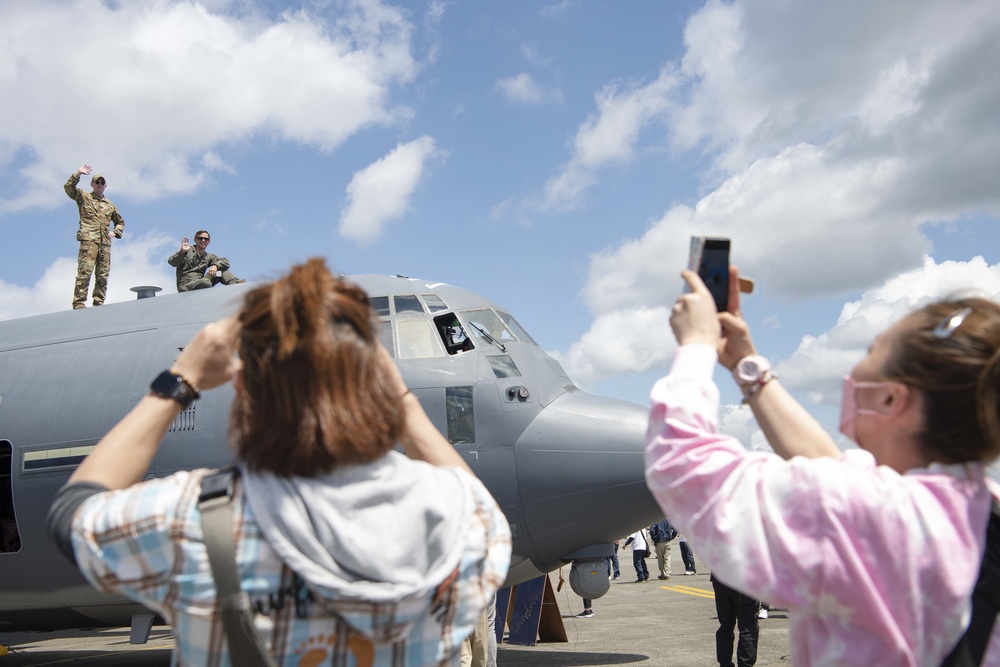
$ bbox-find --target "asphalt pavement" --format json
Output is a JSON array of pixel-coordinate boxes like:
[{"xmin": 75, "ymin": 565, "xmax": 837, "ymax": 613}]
[{"xmin": 0, "ymin": 553, "xmax": 793, "ymax": 666}]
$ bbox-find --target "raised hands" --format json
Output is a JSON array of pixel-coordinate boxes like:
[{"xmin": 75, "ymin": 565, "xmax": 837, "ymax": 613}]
[{"xmin": 673, "ymin": 265, "xmax": 757, "ymax": 370}]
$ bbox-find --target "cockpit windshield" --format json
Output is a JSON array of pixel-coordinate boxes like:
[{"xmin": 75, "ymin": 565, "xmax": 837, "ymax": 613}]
[{"xmin": 460, "ymin": 308, "xmax": 536, "ymax": 349}]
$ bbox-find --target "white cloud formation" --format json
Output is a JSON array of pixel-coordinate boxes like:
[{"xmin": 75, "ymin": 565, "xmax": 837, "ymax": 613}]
[
  {"xmin": 550, "ymin": 306, "xmax": 673, "ymax": 388},
  {"xmin": 496, "ymin": 73, "xmax": 558, "ymax": 105},
  {"xmin": 560, "ymin": 255, "xmax": 1000, "ymax": 403},
  {"xmin": 778, "ymin": 256, "xmax": 1000, "ymax": 405},
  {"xmin": 0, "ymin": 231, "xmax": 177, "ymax": 321},
  {"xmin": 539, "ymin": 68, "xmax": 677, "ymax": 210},
  {"xmin": 338, "ymin": 136, "xmax": 443, "ymax": 244},
  {"xmin": 0, "ymin": 0, "xmax": 417, "ymax": 214},
  {"xmin": 557, "ymin": 0, "xmax": 1000, "ymax": 385}
]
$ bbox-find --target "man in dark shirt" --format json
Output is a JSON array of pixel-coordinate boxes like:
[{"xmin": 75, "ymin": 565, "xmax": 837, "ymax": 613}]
[{"xmin": 167, "ymin": 231, "xmax": 245, "ymax": 292}]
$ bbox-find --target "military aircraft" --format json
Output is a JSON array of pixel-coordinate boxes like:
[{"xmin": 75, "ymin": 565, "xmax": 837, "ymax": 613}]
[{"xmin": 0, "ymin": 275, "xmax": 662, "ymax": 637}]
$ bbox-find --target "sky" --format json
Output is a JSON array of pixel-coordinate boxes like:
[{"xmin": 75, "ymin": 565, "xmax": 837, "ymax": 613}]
[{"xmin": 2, "ymin": 0, "xmax": 1000, "ymax": 449}]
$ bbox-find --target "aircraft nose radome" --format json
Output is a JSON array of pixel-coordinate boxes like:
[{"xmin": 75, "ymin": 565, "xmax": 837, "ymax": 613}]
[{"xmin": 513, "ymin": 390, "xmax": 663, "ymax": 569}]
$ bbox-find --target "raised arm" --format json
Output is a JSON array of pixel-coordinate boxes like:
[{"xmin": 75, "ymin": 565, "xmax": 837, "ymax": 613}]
[
  {"xmin": 680, "ymin": 267, "xmax": 840, "ymax": 460},
  {"xmin": 63, "ymin": 166, "xmax": 87, "ymax": 200},
  {"xmin": 67, "ymin": 317, "xmax": 242, "ymax": 489}
]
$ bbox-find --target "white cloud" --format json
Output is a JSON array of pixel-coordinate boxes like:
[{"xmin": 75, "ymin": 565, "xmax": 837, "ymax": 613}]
[
  {"xmin": 778, "ymin": 256, "xmax": 1000, "ymax": 405},
  {"xmin": 0, "ymin": 231, "xmax": 177, "ymax": 321},
  {"xmin": 496, "ymin": 73, "xmax": 555, "ymax": 105},
  {"xmin": 557, "ymin": 0, "xmax": 1000, "ymax": 386},
  {"xmin": 338, "ymin": 136, "xmax": 443, "ymax": 244},
  {"xmin": 559, "ymin": 255, "xmax": 1000, "ymax": 399},
  {"xmin": 550, "ymin": 305, "xmax": 673, "ymax": 389},
  {"xmin": 0, "ymin": 0, "xmax": 417, "ymax": 214},
  {"xmin": 539, "ymin": 68, "xmax": 677, "ymax": 210}
]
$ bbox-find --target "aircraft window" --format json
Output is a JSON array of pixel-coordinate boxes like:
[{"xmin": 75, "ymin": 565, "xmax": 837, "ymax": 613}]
[
  {"xmin": 394, "ymin": 295, "xmax": 425, "ymax": 316},
  {"xmin": 397, "ymin": 319, "xmax": 443, "ymax": 358},
  {"xmin": 497, "ymin": 310, "xmax": 538, "ymax": 346},
  {"xmin": 378, "ymin": 321, "xmax": 395, "ymax": 357},
  {"xmin": 421, "ymin": 294, "xmax": 449, "ymax": 313},
  {"xmin": 1, "ymin": 441, "xmax": 21, "ymax": 554},
  {"xmin": 446, "ymin": 386, "xmax": 475, "ymax": 444},
  {"xmin": 434, "ymin": 313, "xmax": 474, "ymax": 355},
  {"xmin": 371, "ymin": 296, "xmax": 390, "ymax": 318},
  {"xmin": 463, "ymin": 309, "xmax": 517, "ymax": 350},
  {"xmin": 488, "ymin": 355, "xmax": 521, "ymax": 378}
]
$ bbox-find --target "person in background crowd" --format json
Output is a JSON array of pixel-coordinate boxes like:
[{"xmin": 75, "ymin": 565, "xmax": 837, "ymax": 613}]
[
  {"xmin": 624, "ymin": 529, "xmax": 650, "ymax": 582},
  {"xmin": 711, "ymin": 572, "xmax": 760, "ymax": 667}
]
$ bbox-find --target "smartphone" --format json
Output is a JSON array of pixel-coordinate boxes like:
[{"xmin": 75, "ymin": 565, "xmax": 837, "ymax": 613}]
[{"xmin": 687, "ymin": 236, "xmax": 730, "ymax": 312}]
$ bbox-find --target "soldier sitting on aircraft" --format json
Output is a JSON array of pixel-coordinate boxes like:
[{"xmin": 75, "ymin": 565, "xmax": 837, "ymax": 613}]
[{"xmin": 167, "ymin": 230, "xmax": 246, "ymax": 292}]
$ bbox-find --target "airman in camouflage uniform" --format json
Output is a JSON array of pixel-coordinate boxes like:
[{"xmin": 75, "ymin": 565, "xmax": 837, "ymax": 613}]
[
  {"xmin": 64, "ymin": 165, "xmax": 125, "ymax": 309},
  {"xmin": 167, "ymin": 230, "xmax": 245, "ymax": 292}
]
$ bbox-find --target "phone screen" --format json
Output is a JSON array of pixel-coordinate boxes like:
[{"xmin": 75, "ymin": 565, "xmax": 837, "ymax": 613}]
[{"xmin": 698, "ymin": 238, "xmax": 730, "ymax": 312}]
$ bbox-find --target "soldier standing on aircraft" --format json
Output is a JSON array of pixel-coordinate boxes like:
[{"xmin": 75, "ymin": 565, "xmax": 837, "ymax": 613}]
[
  {"xmin": 64, "ymin": 165, "xmax": 125, "ymax": 310},
  {"xmin": 167, "ymin": 230, "xmax": 245, "ymax": 292}
]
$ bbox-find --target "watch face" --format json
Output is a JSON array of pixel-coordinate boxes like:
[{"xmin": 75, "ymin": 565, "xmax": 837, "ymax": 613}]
[
  {"xmin": 737, "ymin": 356, "xmax": 768, "ymax": 383},
  {"xmin": 151, "ymin": 371, "xmax": 182, "ymax": 396},
  {"xmin": 151, "ymin": 371, "xmax": 194, "ymax": 407}
]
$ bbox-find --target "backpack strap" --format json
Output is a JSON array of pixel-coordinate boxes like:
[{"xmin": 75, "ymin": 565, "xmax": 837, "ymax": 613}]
[
  {"xmin": 941, "ymin": 501, "xmax": 1000, "ymax": 666},
  {"xmin": 198, "ymin": 468, "xmax": 278, "ymax": 667}
]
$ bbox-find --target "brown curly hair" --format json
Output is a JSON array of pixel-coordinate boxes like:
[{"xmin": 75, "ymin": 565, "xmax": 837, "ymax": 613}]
[{"xmin": 229, "ymin": 258, "xmax": 404, "ymax": 477}]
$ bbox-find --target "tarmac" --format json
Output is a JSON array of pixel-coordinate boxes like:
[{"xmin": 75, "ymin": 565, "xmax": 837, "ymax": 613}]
[{"xmin": 0, "ymin": 553, "xmax": 792, "ymax": 666}]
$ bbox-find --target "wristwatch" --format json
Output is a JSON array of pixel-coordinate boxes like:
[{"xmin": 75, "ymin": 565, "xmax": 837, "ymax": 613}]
[
  {"xmin": 150, "ymin": 370, "xmax": 200, "ymax": 408},
  {"xmin": 733, "ymin": 355, "xmax": 776, "ymax": 401}
]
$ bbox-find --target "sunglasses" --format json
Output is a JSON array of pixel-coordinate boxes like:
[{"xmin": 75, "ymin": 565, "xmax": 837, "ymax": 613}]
[
  {"xmin": 93, "ymin": 180, "xmax": 106, "ymax": 185},
  {"xmin": 195, "ymin": 237, "xmax": 210, "ymax": 241}
]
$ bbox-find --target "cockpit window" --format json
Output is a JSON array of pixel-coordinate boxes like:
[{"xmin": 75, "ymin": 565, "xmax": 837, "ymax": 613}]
[
  {"xmin": 370, "ymin": 296, "xmax": 390, "ymax": 318},
  {"xmin": 497, "ymin": 310, "xmax": 537, "ymax": 346},
  {"xmin": 378, "ymin": 321, "xmax": 394, "ymax": 357},
  {"xmin": 396, "ymin": 319, "xmax": 443, "ymax": 358},
  {"xmin": 421, "ymin": 294, "xmax": 449, "ymax": 313},
  {"xmin": 394, "ymin": 295, "xmax": 424, "ymax": 316},
  {"xmin": 463, "ymin": 309, "xmax": 517, "ymax": 350},
  {"xmin": 488, "ymin": 355, "xmax": 521, "ymax": 378},
  {"xmin": 434, "ymin": 313, "xmax": 474, "ymax": 355}
]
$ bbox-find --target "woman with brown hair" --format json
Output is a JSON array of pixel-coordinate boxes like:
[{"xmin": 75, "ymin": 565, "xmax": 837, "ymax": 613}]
[
  {"xmin": 646, "ymin": 266, "xmax": 1000, "ymax": 666},
  {"xmin": 47, "ymin": 258, "xmax": 511, "ymax": 666}
]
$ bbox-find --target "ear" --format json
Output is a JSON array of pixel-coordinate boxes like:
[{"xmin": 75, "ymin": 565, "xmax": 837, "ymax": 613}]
[{"xmin": 879, "ymin": 382, "xmax": 912, "ymax": 417}]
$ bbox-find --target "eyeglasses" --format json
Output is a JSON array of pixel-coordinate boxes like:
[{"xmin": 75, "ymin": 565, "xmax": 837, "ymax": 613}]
[
  {"xmin": 195, "ymin": 237, "xmax": 210, "ymax": 242},
  {"xmin": 93, "ymin": 180, "xmax": 106, "ymax": 185},
  {"xmin": 933, "ymin": 306, "xmax": 972, "ymax": 339}
]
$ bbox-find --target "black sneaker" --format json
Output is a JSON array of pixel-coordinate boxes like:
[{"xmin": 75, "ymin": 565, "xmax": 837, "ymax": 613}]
[{"xmin": 576, "ymin": 609, "xmax": 594, "ymax": 618}]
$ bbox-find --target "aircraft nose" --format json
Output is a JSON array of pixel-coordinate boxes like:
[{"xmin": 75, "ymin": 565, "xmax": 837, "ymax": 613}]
[{"xmin": 513, "ymin": 389, "xmax": 663, "ymax": 569}]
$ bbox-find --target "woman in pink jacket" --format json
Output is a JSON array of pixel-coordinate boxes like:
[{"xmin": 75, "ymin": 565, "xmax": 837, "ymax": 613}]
[{"xmin": 645, "ymin": 267, "xmax": 1000, "ymax": 666}]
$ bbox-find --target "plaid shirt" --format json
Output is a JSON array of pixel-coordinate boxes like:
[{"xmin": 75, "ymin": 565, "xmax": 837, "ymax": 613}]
[{"xmin": 71, "ymin": 467, "xmax": 511, "ymax": 667}]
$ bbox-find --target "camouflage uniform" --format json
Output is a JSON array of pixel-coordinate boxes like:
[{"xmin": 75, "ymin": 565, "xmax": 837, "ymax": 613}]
[
  {"xmin": 167, "ymin": 248, "xmax": 242, "ymax": 292},
  {"xmin": 64, "ymin": 173, "xmax": 124, "ymax": 309}
]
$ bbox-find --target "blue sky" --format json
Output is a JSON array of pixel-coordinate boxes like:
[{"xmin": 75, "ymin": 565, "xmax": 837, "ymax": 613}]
[{"xmin": 3, "ymin": 0, "xmax": 1000, "ymax": 445}]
